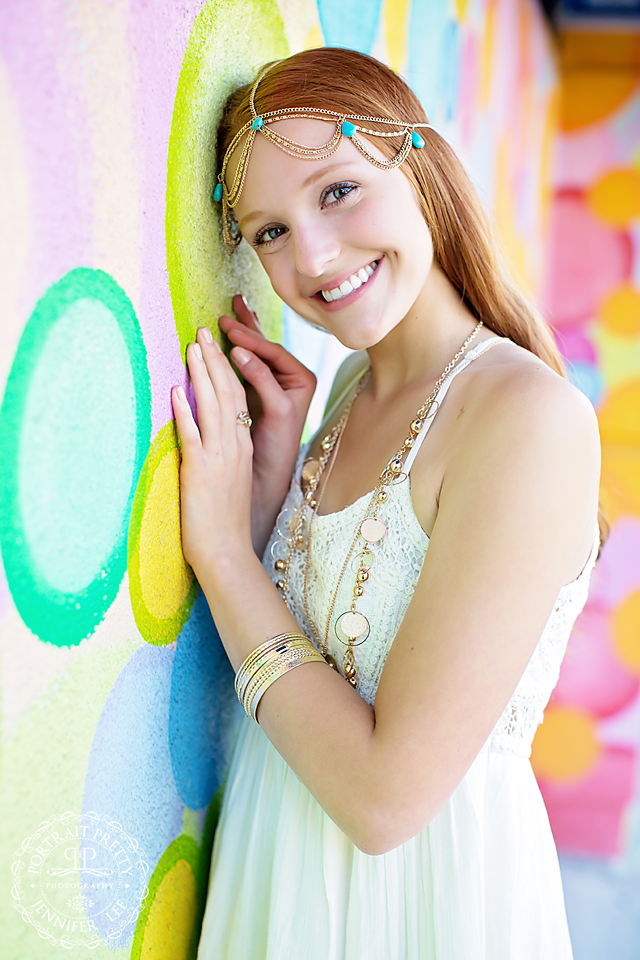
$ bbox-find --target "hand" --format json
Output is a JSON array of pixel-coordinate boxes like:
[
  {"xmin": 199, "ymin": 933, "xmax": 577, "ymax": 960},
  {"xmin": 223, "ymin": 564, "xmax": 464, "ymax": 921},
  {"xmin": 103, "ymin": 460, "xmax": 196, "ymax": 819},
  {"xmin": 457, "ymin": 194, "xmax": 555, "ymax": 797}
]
[
  {"xmin": 171, "ymin": 329, "xmax": 254, "ymax": 576},
  {"xmin": 219, "ymin": 295, "xmax": 317, "ymax": 553}
]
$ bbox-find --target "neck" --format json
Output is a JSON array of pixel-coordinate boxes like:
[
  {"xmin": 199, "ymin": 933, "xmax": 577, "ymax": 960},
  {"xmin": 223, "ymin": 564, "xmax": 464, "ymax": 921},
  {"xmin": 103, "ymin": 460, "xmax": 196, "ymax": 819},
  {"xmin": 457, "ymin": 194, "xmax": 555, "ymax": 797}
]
[{"xmin": 365, "ymin": 264, "xmax": 483, "ymax": 402}]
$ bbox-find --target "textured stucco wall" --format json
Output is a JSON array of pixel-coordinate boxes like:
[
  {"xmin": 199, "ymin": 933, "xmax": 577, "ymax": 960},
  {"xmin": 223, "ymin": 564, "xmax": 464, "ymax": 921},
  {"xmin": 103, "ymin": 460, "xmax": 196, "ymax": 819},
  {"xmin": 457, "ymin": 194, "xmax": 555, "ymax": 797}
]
[{"xmin": 0, "ymin": 1, "xmax": 567, "ymax": 957}]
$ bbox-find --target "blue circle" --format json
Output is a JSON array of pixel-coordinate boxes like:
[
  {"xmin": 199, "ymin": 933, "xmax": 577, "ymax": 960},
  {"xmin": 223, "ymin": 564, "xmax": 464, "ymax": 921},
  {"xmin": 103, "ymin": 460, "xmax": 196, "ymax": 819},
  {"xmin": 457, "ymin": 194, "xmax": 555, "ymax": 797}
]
[
  {"xmin": 83, "ymin": 644, "xmax": 184, "ymax": 941},
  {"xmin": 169, "ymin": 590, "xmax": 241, "ymax": 810}
]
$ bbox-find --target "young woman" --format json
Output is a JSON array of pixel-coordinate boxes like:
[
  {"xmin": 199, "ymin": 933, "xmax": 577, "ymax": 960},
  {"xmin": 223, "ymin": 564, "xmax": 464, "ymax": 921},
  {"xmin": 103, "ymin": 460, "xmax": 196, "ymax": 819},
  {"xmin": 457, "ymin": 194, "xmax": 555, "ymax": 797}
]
[{"xmin": 171, "ymin": 48, "xmax": 602, "ymax": 959}]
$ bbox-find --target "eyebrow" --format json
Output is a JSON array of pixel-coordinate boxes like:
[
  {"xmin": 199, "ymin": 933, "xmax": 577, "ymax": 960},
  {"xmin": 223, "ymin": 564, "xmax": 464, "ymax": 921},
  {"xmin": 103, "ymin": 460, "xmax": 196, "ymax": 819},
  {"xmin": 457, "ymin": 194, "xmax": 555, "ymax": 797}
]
[{"xmin": 237, "ymin": 162, "xmax": 361, "ymax": 229}]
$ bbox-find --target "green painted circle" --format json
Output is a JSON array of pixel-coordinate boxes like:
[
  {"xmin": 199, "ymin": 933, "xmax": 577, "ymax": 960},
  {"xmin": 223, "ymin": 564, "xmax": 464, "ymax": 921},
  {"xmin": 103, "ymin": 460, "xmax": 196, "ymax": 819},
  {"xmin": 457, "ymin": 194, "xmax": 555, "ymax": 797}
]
[
  {"xmin": 0, "ymin": 268, "xmax": 151, "ymax": 646},
  {"xmin": 166, "ymin": 0, "xmax": 289, "ymax": 356}
]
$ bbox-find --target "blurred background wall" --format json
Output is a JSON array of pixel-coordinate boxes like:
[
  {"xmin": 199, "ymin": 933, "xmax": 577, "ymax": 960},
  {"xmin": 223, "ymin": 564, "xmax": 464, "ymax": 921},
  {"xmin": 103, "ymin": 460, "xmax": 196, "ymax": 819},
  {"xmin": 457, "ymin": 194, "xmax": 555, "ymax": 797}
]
[{"xmin": 0, "ymin": 1, "xmax": 638, "ymax": 957}]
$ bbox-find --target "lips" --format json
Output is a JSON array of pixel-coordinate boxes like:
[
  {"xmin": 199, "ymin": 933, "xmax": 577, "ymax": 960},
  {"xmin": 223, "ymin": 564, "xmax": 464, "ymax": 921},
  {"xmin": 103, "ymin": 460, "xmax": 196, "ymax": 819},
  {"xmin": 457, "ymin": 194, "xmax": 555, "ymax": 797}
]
[{"xmin": 320, "ymin": 259, "xmax": 379, "ymax": 302}]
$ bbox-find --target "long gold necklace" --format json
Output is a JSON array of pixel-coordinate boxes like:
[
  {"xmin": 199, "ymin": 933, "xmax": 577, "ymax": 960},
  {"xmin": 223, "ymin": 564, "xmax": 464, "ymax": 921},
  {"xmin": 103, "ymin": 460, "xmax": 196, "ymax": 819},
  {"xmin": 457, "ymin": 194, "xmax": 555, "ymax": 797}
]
[{"xmin": 274, "ymin": 321, "xmax": 483, "ymax": 687}]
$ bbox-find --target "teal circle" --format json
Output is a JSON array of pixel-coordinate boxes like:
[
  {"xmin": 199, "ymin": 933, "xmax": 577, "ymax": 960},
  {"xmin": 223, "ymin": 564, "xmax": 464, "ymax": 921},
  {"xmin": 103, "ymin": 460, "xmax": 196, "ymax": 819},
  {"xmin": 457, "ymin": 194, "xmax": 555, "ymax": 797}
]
[{"xmin": 0, "ymin": 268, "xmax": 151, "ymax": 646}]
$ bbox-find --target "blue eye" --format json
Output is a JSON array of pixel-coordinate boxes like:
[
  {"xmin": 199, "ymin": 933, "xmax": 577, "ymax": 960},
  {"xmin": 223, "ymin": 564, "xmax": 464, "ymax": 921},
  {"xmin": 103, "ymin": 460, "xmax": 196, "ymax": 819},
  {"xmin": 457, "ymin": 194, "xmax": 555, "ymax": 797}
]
[
  {"xmin": 323, "ymin": 182, "xmax": 357, "ymax": 206},
  {"xmin": 253, "ymin": 224, "xmax": 288, "ymax": 247}
]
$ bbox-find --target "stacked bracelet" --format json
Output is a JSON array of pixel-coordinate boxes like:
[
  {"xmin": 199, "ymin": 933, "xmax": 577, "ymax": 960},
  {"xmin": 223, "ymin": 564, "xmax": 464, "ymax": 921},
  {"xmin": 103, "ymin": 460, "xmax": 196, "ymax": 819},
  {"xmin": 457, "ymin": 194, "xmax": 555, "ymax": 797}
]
[{"xmin": 235, "ymin": 633, "xmax": 327, "ymax": 721}]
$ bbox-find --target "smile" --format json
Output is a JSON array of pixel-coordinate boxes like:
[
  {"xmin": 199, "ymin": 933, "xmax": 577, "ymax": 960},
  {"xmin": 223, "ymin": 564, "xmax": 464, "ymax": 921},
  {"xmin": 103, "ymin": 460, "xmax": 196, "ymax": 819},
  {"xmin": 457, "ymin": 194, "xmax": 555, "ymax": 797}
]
[{"xmin": 320, "ymin": 260, "xmax": 379, "ymax": 302}]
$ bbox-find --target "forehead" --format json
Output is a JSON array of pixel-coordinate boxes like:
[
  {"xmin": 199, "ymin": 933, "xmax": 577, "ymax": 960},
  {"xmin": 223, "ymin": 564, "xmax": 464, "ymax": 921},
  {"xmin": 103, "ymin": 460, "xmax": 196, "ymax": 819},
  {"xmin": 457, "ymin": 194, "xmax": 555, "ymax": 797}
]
[{"xmin": 226, "ymin": 117, "xmax": 388, "ymax": 208}]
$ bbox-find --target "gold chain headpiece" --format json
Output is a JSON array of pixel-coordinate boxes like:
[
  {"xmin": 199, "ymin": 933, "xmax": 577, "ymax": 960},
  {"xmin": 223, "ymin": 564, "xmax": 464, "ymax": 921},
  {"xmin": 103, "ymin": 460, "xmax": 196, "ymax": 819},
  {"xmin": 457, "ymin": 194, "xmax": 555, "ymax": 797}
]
[{"xmin": 214, "ymin": 61, "xmax": 435, "ymax": 253}]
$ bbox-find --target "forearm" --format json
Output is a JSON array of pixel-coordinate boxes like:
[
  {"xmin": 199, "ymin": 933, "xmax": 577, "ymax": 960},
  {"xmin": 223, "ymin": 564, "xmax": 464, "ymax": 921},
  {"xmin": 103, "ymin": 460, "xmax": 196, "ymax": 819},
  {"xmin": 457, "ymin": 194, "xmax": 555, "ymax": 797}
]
[{"xmin": 197, "ymin": 551, "xmax": 390, "ymax": 850}]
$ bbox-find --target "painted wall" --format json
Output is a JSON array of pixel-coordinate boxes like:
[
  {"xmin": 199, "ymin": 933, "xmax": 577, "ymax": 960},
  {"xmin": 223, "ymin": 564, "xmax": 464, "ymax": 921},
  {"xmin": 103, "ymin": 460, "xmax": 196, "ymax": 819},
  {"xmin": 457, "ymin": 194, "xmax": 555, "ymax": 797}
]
[
  {"xmin": 1, "ymin": 0, "xmax": 612, "ymax": 957},
  {"xmin": 530, "ymin": 31, "xmax": 640, "ymax": 959}
]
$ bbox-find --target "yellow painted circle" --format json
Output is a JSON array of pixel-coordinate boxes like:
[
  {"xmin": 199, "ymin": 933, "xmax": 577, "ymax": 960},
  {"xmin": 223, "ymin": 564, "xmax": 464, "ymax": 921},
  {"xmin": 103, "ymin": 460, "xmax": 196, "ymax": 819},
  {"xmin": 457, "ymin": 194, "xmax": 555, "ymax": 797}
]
[
  {"xmin": 139, "ymin": 448, "xmax": 193, "ymax": 619},
  {"xmin": 128, "ymin": 421, "xmax": 198, "ymax": 644},
  {"xmin": 140, "ymin": 859, "xmax": 197, "ymax": 960},
  {"xmin": 600, "ymin": 285, "xmax": 640, "ymax": 337},
  {"xmin": 588, "ymin": 168, "xmax": 640, "ymax": 228},
  {"xmin": 598, "ymin": 379, "xmax": 640, "ymax": 446},
  {"xmin": 531, "ymin": 705, "xmax": 601, "ymax": 781},
  {"xmin": 613, "ymin": 590, "xmax": 640, "ymax": 674}
]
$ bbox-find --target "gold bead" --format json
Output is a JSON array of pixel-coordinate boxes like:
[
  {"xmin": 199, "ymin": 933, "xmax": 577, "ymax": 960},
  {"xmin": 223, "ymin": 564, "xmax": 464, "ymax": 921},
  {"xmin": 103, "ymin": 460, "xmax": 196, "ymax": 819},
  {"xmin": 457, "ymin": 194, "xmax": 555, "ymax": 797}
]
[
  {"xmin": 357, "ymin": 570, "xmax": 369, "ymax": 582},
  {"xmin": 354, "ymin": 585, "xmax": 364, "ymax": 596},
  {"xmin": 390, "ymin": 459, "xmax": 403, "ymax": 473},
  {"xmin": 274, "ymin": 559, "xmax": 287, "ymax": 571},
  {"xmin": 404, "ymin": 437, "xmax": 414, "ymax": 447},
  {"xmin": 378, "ymin": 489, "xmax": 388, "ymax": 502},
  {"xmin": 276, "ymin": 579, "xmax": 286, "ymax": 590},
  {"xmin": 411, "ymin": 419, "xmax": 424, "ymax": 433},
  {"xmin": 321, "ymin": 437, "xmax": 332, "ymax": 451},
  {"xmin": 309, "ymin": 499, "xmax": 318, "ymax": 509}
]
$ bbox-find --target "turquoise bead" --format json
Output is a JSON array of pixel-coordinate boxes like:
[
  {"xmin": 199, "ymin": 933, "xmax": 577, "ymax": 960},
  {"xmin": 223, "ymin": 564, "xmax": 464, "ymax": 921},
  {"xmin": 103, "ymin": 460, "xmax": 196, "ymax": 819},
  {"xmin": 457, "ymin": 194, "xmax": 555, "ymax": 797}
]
[
  {"xmin": 412, "ymin": 131, "xmax": 425, "ymax": 149},
  {"xmin": 252, "ymin": 117, "xmax": 264, "ymax": 130},
  {"xmin": 341, "ymin": 121, "xmax": 356, "ymax": 138},
  {"xmin": 213, "ymin": 183, "xmax": 223, "ymax": 202}
]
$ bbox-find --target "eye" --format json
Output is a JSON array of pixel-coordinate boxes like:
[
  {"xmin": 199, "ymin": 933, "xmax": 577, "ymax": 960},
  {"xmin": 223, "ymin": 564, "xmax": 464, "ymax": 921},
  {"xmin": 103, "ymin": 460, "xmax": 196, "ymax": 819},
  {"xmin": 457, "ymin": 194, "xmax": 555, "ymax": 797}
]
[
  {"xmin": 252, "ymin": 223, "xmax": 288, "ymax": 248},
  {"xmin": 321, "ymin": 182, "xmax": 358, "ymax": 207}
]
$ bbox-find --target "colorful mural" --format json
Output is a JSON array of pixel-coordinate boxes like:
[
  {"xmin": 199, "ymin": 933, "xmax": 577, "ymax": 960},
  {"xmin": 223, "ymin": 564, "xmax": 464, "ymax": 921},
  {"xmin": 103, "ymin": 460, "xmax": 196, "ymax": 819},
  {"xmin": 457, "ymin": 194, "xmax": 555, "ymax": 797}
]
[
  {"xmin": 530, "ymin": 31, "xmax": 640, "ymax": 958},
  {"xmin": 2, "ymin": 1, "xmax": 636, "ymax": 957}
]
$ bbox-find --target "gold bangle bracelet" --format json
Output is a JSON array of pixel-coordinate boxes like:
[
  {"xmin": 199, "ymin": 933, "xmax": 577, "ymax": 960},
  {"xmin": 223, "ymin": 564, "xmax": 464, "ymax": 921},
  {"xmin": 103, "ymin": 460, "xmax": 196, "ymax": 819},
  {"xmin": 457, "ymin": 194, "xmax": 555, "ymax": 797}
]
[
  {"xmin": 235, "ymin": 633, "xmax": 326, "ymax": 721},
  {"xmin": 234, "ymin": 633, "xmax": 314, "ymax": 699},
  {"xmin": 240, "ymin": 643, "xmax": 320, "ymax": 713},
  {"xmin": 244, "ymin": 648, "xmax": 326, "ymax": 721}
]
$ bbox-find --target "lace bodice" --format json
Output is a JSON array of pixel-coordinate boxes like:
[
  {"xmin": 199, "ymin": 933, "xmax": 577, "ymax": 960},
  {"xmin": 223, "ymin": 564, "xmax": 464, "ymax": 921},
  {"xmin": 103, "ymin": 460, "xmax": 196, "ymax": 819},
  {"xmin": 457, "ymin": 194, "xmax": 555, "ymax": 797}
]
[{"xmin": 263, "ymin": 339, "xmax": 599, "ymax": 759}]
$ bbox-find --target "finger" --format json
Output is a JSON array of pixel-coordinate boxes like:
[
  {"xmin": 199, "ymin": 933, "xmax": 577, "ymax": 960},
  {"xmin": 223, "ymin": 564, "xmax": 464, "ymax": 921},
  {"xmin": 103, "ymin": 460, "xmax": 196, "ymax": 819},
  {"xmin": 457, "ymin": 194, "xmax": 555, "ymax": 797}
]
[
  {"xmin": 225, "ymin": 323, "xmax": 314, "ymax": 384},
  {"xmin": 233, "ymin": 293, "xmax": 264, "ymax": 335},
  {"xmin": 186, "ymin": 341, "xmax": 221, "ymax": 445},
  {"xmin": 171, "ymin": 385, "xmax": 202, "ymax": 455},
  {"xmin": 197, "ymin": 328, "xmax": 245, "ymax": 450},
  {"xmin": 231, "ymin": 345, "xmax": 291, "ymax": 420}
]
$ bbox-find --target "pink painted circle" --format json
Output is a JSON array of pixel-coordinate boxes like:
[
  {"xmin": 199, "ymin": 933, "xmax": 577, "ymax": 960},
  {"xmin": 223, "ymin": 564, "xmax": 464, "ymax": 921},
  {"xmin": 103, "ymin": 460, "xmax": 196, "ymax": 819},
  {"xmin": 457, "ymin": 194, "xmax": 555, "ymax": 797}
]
[
  {"xmin": 552, "ymin": 602, "xmax": 639, "ymax": 717},
  {"xmin": 544, "ymin": 189, "xmax": 632, "ymax": 327}
]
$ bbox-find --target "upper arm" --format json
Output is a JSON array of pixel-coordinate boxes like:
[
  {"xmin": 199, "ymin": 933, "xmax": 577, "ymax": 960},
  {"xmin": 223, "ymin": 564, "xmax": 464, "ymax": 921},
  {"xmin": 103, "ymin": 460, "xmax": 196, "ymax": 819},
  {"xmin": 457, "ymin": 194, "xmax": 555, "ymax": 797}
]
[{"xmin": 370, "ymin": 366, "xmax": 601, "ymax": 846}]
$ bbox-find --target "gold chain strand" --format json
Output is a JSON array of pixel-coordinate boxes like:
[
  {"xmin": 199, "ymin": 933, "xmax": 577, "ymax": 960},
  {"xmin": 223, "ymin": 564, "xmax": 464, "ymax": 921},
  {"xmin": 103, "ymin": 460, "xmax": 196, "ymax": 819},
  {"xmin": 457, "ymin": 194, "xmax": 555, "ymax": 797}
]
[
  {"xmin": 302, "ymin": 322, "xmax": 483, "ymax": 687},
  {"xmin": 273, "ymin": 322, "xmax": 483, "ymax": 688}
]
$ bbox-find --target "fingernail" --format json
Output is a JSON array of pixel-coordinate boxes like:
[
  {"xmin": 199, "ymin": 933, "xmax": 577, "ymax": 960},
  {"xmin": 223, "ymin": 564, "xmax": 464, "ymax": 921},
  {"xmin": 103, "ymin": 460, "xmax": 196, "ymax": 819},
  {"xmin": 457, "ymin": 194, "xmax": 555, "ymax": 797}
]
[
  {"xmin": 201, "ymin": 327, "xmax": 213, "ymax": 343},
  {"xmin": 192, "ymin": 343, "xmax": 203, "ymax": 360},
  {"xmin": 232, "ymin": 346, "xmax": 252, "ymax": 366},
  {"xmin": 241, "ymin": 295, "xmax": 251, "ymax": 311},
  {"xmin": 174, "ymin": 385, "xmax": 186, "ymax": 402}
]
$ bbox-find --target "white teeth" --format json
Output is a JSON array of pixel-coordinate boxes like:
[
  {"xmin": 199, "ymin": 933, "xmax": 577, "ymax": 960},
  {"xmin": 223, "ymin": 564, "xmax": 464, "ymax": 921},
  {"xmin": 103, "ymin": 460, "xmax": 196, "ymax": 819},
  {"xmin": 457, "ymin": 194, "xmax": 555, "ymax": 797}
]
[{"xmin": 321, "ymin": 260, "xmax": 378, "ymax": 302}]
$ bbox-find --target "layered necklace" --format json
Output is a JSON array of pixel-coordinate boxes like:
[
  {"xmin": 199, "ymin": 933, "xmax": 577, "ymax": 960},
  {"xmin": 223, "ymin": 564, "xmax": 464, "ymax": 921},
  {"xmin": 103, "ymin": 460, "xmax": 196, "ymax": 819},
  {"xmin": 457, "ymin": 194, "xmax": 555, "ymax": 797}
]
[{"xmin": 273, "ymin": 321, "xmax": 484, "ymax": 688}]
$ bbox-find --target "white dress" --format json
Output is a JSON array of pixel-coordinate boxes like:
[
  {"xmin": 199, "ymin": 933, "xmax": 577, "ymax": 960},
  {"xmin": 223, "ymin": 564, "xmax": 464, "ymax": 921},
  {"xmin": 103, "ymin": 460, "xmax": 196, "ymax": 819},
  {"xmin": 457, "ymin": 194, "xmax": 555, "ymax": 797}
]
[{"xmin": 197, "ymin": 337, "xmax": 599, "ymax": 960}]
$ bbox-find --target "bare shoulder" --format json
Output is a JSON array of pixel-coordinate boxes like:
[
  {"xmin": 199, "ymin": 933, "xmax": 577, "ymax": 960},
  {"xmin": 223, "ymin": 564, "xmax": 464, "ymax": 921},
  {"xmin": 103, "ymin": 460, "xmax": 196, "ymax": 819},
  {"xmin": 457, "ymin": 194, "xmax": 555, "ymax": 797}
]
[{"xmin": 460, "ymin": 339, "xmax": 600, "ymax": 455}]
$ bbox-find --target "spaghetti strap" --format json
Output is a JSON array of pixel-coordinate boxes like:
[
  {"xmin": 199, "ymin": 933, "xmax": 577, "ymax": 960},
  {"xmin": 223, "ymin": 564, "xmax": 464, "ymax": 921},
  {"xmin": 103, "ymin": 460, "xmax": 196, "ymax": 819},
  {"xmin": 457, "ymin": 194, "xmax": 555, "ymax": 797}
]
[{"xmin": 404, "ymin": 336, "xmax": 509, "ymax": 474}]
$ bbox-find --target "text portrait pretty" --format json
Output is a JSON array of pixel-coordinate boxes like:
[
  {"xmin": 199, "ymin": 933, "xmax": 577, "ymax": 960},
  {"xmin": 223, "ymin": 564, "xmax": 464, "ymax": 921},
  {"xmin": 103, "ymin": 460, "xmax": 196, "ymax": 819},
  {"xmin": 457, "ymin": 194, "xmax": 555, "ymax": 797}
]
[{"xmin": 171, "ymin": 49, "xmax": 603, "ymax": 960}]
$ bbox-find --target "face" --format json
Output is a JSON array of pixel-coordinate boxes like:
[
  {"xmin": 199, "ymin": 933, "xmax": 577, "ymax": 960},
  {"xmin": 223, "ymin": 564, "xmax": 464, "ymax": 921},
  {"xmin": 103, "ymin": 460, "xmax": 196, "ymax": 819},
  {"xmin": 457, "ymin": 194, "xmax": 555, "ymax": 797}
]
[{"xmin": 229, "ymin": 119, "xmax": 435, "ymax": 351}]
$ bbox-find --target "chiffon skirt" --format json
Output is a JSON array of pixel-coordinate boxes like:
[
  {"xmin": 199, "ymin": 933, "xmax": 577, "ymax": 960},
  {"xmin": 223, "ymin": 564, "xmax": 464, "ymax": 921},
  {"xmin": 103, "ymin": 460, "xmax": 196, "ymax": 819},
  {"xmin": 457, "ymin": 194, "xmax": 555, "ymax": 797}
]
[{"xmin": 197, "ymin": 717, "xmax": 574, "ymax": 960}]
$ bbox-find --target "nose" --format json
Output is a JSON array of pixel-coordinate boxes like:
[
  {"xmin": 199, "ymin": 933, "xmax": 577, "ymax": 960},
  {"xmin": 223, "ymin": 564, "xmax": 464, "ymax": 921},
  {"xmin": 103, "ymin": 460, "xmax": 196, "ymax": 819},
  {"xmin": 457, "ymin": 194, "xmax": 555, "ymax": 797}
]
[{"xmin": 292, "ymin": 219, "xmax": 341, "ymax": 280}]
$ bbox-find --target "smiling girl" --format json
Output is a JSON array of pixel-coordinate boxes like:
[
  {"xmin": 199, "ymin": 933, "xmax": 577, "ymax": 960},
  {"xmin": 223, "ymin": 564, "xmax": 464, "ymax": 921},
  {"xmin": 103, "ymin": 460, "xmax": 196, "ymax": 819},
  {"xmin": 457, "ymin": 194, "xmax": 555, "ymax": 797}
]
[{"xmin": 172, "ymin": 49, "xmax": 602, "ymax": 960}]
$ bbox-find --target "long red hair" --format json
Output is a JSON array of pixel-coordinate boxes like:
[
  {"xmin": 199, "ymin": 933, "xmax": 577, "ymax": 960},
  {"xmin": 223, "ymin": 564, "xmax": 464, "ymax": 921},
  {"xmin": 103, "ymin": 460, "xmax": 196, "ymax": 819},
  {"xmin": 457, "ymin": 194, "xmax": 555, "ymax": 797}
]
[{"xmin": 217, "ymin": 48, "xmax": 607, "ymax": 546}]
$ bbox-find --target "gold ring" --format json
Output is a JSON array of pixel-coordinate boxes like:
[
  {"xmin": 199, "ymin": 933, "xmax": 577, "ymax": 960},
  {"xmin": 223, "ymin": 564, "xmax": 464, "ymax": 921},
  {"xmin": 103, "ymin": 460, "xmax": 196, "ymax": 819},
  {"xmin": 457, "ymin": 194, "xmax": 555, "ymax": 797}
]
[{"xmin": 237, "ymin": 410, "xmax": 252, "ymax": 427}]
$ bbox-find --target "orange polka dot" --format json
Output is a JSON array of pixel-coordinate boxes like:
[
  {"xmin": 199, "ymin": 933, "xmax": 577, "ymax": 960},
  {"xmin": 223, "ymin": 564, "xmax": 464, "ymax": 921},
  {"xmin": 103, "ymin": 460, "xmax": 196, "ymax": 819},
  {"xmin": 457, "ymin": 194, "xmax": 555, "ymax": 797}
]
[
  {"xmin": 531, "ymin": 705, "xmax": 601, "ymax": 781},
  {"xmin": 588, "ymin": 168, "xmax": 640, "ymax": 228},
  {"xmin": 561, "ymin": 72, "xmax": 639, "ymax": 132},
  {"xmin": 613, "ymin": 590, "xmax": 640, "ymax": 674},
  {"xmin": 600, "ymin": 446, "xmax": 640, "ymax": 521},
  {"xmin": 598, "ymin": 380, "xmax": 640, "ymax": 445},
  {"xmin": 600, "ymin": 285, "xmax": 640, "ymax": 337}
]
